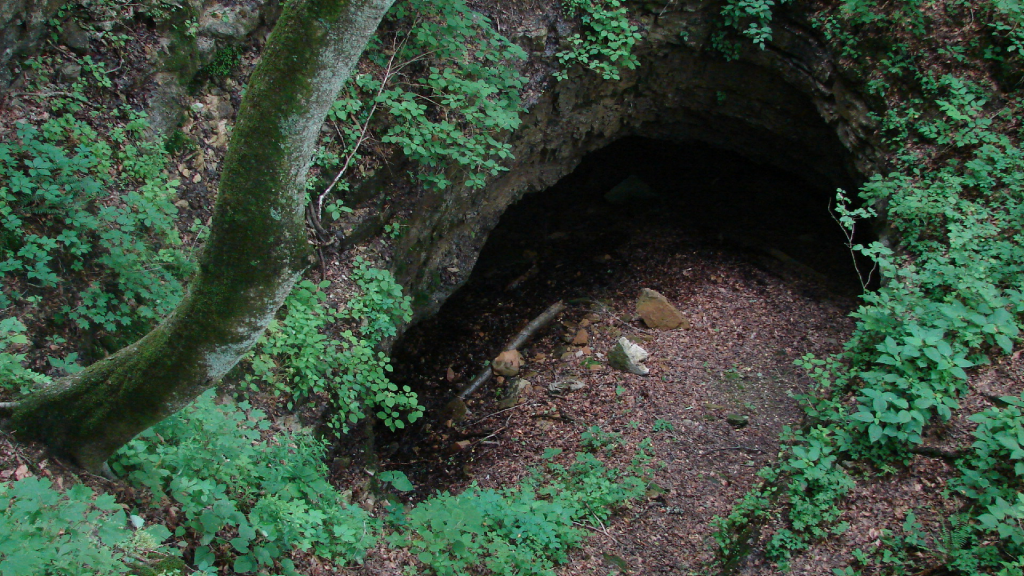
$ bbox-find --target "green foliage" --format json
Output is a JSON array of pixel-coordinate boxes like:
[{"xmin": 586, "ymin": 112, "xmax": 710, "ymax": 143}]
[
  {"xmin": 720, "ymin": 0, "xmax": 792, "ymax": 50},
  {"xmin": 110, "ymin": 390, "xmax": 378, "ymax": 574},
  {"xmin": 199, "ymin": 46, "xmax": 241, "ymax": 79},
  {"xmin": 580, "ymin": 424, "xmax": 623, "ymax": 453},
  {"xmin": 0, "ymin": 318, "xmax": 50, "ymax": 393},
  {"xmin": 0, "ymin": 57, "xmax": 189, "ymax": 337},
  {"xmin": 651, "ymin": 419, "xmax": 674, "ymax": 432},
  {"xmin": 766, "ymin": 428, "xmax": 854, "ymax": 564},
  {"xmin": 245, "ymin": 261, "xmax": 421, "ymax": 432},
  {"xmin": 555, "ymin": 0, "xmax": 642, "ymax": 81},
  {"xmin": 716, "ymin": 1, "xmax": 1024, "ymax": 571},
  {"xmin": 949, "ymin": 395, "xmax": 1024, "ymax": 557},
  {"xmin": 388, "ymin": 444, "xmax": 652, "ymax": 576},
  {"xmin": 311, "ymin": 0, "xmax": 526, "ymax": 200},
  {"xmin": 0, "ymin": 477, "xmax": 173, "ymax": 575}
]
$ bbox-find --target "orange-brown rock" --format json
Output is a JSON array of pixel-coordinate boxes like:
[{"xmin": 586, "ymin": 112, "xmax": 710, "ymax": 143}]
[
  {"xmin": 492, "ymin": 349, "xmax": 523, "ymax": 376},
  {"xmin": 636, "ymin": 288, "xmax": 690, "ymax": 330}
]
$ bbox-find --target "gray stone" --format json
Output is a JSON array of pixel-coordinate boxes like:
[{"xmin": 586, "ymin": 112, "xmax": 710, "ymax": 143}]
[
  {"xmin": 548, "ymin": 379, "xmax": 585, "ymax": 394},
  {"xmin": 608, "ymin": 337, "xmax": 649, "ymax": 376},
  {"xmin": 200, "ymin": 4, "xmax": 260, "ymax": 40},
  {"xmin": 497, "ymin": 378, "xmax": 530, "ymax": 408},
  {"xmin": 59, "ymin": 20, "xmax": 90, "ymax": 54},
  {"xmin": 56, "ymin": 62, "xmax": 81, "ymax": 82}
]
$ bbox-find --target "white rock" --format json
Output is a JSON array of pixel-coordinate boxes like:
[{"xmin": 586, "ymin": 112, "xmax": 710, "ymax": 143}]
[{"xmin": 608, "ymin": 337, "xmax": 650, "ymax": 375}]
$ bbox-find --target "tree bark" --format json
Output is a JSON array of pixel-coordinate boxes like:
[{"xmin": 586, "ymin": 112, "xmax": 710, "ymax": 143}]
[{"xmin": 9, "ymin": 0, "xmax": 396, "ymax": 473}]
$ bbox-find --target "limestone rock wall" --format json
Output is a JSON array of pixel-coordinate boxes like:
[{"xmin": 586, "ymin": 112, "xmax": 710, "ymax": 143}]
[{"xmin": 0, "ymin": 0, "xmax": 64, "ymax": 87}]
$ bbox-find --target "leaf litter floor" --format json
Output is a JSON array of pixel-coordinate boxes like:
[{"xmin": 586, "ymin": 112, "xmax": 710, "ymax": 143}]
[{"xmin": 360, "ymin": 156, "xmax": 867, "ymax": 574}]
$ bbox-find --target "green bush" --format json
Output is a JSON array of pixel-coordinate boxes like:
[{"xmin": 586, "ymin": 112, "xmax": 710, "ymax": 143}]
[
  {"xmin": 0, "ymin": 59, "xmax": 190, "ymax": 335},
  {"xmin": 555, "ymin": 0, "xmax": 642, "ymax": 81},
  {"xmin": 0, "ymin": 318, "xmax": 50, "ymax": 394},
  {"xmin": 0, "ymin": 477, "xmax": 173, "ymax": 575},
  {"xmin": 245, "ymin": 260, "xmax": 421, "ymax": 432},
  {"xmin": 389, "ymin": 444, "xmax": 652, "ymax": 575},
  {"xmin": 712, "ymin": 0, "xmax": 1024, "ymax": 570},
  {"xmin": 949, "ymin": 395, "xmax": 1024, "ymax": 558},
  {"xmin": 110, "ymin": 390, "xmax": 378, "ymax": 575}
]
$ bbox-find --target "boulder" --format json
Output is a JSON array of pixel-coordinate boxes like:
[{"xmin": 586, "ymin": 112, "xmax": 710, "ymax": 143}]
[
  {"xmin": 636, "ymin": 288, "xmax": 689, "ymax": 330},
  {"xmin": 608, "ymin": 337, "xmax": 649, "ymax": 375}
]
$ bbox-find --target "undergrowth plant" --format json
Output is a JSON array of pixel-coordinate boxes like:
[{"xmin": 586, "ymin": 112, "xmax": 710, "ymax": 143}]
[
  {"xmin": 555, "ymin": 0, "xmax": 643, "ymax": 81},
  {"xmin": 308, "ymin": 0, "xmax": 527, "ymax": 219},
  {"xmin": 710, "ymin": 1, "xmax": 1024, "ymax": 573},
  {"xmin": 111, "ymin": 390, "xmax": 378, "ymax": 575},
  {"xmin": 245, "ymin": 259, "xmax": 421, "ymax": 432},
  {"xmin": 0, "ymin": 318, "xmax": 51, "ymax": 394},
  {"xmin": 0, "ymin": 477, "xmax": 174, "ymax": 575},
  {"xmin": 388, "ymin": 440, "xmax": 653, "ymax": 576},
  {"xmin": 0, "ymin": 54, "xmax": 190, "ymax": 352}
]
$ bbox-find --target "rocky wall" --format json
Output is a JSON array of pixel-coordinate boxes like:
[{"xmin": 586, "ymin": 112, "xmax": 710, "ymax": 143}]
[{"xmin": 394, "ymin": 0, "xmax": 881, "ymax": 323}]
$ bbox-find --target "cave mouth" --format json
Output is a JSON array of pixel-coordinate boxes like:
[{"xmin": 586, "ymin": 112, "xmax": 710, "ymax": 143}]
[{"xmin": 389, "ymin": 134, "xmax": 868, "ymax": 434}]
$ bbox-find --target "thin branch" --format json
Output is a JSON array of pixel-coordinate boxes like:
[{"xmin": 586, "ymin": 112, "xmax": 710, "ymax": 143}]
[{"xmin": 315, "ymin": 31, "xmax": 412, "ymax": 225}]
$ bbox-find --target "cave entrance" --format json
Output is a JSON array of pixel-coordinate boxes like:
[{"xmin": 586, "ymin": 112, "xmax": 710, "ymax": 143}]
[{"xmin": 386, "ymin": 136, "xmax": 866, "ymax": 492}]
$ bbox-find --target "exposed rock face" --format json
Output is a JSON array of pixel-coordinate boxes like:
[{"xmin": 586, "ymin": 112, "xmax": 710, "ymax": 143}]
[
  {"xmin": 636, "ymin": 288, "xmax": 689, "ymax": 330},
  {"xmin": 393, "ymin": 1, "xmax": 879, "ymax": 323},
  {"xmin": 0, "ymin": 0, "xmax": 64, "ymax": 87}
]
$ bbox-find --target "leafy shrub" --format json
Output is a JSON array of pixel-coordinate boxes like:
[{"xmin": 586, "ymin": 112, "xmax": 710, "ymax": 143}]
[
  {"xmin": 0, "ymin": 61, "xmax": 189, "ymax": 335},
  {"xmin": 110, "ymin": 390, "xmax": 378, "ymax": 574},
  {"xmin": 199, "ymin": 45, "xmax": 241, "ymax": 79},
  {"xmin": 579, "ymin": 424, "xmax": 623, "ymax": 453},
  {"xmin": 344, "ymin": 257, "xmax": 414, "ymax": 345},
  {"xmin": 0, "ymin": 318, "xmax": 50, "ymax": 393},
  {"xmin": 245, "ymin": 260, "xmax": 421, "ymax": 432},
  {"xmin": 0, "ymin": 477, "xmax": 172, "ymax": 575},
  {"xmin": 310, "ymin": 0, "xmax": 526, "ymax": 200},
  {"xmin": 715, "ymin": 2, "xmax": 1024, "ymax": 571},
  {"xmin": 555, "ymin": 0, "xmax": 642, "ymax": 81},
  {"xmin": 949, "ymin": 395, "xmax": 1024, "ymax": 558},
  {"xmin": 389, "ymin": 445, "xmax": 651, "ymax": 575}
]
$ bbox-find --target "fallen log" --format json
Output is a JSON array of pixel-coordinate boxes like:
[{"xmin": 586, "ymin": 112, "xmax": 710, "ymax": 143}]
[{"xmin": 457, "ymin": 301, "xmax": 566, "ymax": 400}]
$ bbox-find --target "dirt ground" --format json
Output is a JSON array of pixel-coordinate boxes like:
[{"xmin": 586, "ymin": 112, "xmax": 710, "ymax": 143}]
[{"xmin": 350, "ymin": 148, "xmax": 865, "ymax": 575}]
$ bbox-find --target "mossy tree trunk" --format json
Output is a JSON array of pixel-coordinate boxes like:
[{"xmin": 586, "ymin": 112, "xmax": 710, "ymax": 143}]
[{"xmin": 9, "ymin": 0, "xmax": 396, "ymax": 473}]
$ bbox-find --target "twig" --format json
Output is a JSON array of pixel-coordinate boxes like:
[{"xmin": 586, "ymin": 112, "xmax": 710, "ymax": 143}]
[
  {"xmin": 308, "ymin": 31, "xmax": 410, "ymax": 242},
  {"xmin": 470, "ymin": 425, "xmax": 509, "ymax": 447},
  {"xmin": 466, "ymin": 402, "xmax": 534, "ymax": 426},
  {"xmin": 458, "ymin": 301, "xmax": 567, "ymax": 399}
]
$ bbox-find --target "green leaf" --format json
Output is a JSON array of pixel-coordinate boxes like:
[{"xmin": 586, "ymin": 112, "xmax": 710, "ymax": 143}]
[{"xmin": 379, "ymin": 470, "xmax": 414, "ymax": 492}]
